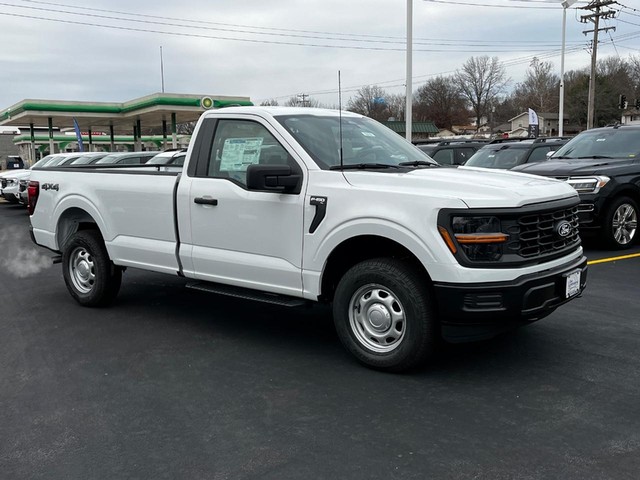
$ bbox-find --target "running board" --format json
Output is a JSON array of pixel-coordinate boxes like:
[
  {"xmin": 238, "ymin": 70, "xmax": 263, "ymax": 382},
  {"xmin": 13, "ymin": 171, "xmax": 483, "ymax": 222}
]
[{"xmin": 186, "ymin": 281, "xmax": 307, "ymax": 307}]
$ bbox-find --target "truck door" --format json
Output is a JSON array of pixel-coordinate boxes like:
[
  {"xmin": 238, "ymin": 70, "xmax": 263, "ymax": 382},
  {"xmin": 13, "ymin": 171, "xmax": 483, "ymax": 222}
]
[{"xmin": 178, "ymin": 117, "xmax": 306, "ymax": 297}]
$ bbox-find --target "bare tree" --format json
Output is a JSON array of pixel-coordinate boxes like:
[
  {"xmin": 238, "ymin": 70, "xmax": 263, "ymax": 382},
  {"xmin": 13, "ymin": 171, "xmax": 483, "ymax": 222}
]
[
  {"xmin": 512, "ymin": 58, "xmax": 559, "ymax": 113},
  {"xmin": 414, "ymin": 75, "xmax": 468, "ymax": 129},
  {"xmin": 260, "ymin": 99, "xmax": 280, "ymax": 106},
  {"xmin": 455, "ymin": 56, "xmax": 508, "ymax": 131},
  {"xmin": 384, "ymin": 93, "xmax": 406, "ymax": 121},
  {"xmin": 176, "ymin": 121, "xmax": 197, "ymax": 135},
  {"xmin": 346, "ymin": 85, "xmax": 389, "ymax": 121},
  {"xmin": 629, "ymin": 54, "xmax": 640, "ymax": 96}
]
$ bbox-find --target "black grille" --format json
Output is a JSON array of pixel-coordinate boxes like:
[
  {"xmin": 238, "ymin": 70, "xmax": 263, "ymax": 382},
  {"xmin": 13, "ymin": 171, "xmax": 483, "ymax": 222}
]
[
  {"xmin": 505, "ymin": 206, "xmax": 580, "ymax": 258},
  {"xmin": 0, "ymin": 178, "xmax": 6, "ymax": 188}
]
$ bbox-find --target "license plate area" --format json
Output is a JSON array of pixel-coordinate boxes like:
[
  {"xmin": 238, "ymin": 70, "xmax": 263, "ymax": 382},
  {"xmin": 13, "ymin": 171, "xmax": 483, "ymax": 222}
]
[{"xmin": 563, "ymin": 269, "xmax": 581, "ymax": 298}]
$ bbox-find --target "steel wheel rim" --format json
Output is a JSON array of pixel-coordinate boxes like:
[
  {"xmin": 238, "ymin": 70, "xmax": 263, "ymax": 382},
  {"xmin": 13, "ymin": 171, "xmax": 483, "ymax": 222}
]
[
  {"xmin": 612, "ymin": 203, "xmax": 638, "ymax": 245},
  {"xmin": 348, "ymin": 283, "xmax": 406, "ymax": 353},
  {"xmin": 69, "ymin": 246, "xmax": 96, "ymax": 294}
]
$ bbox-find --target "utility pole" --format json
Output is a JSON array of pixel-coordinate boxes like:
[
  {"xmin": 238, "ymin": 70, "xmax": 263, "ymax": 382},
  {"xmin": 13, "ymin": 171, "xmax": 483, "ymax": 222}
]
[
  {"xmin": 580, "ymin": 0, "xmax": 616, "ymax": 129},
  {"xmin": 297, "ymin": 93, "xmax": 309, "ymax": 107}
]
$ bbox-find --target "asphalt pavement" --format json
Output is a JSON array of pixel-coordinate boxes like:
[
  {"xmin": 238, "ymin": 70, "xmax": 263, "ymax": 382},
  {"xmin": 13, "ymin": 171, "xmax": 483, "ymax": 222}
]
[{"xmin": 1, "ymin": 200, "xmax": 639, "ymax": 479}]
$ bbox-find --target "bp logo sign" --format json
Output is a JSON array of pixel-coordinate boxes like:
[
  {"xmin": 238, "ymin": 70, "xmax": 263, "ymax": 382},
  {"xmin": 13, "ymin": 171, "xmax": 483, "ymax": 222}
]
[{"xmin": 201, "ymin": 97, "xmax": 214, "ymax": 109}]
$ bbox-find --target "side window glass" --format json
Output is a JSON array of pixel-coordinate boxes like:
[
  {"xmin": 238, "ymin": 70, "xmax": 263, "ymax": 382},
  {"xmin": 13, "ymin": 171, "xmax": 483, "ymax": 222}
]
[
  {"xmin": 528, "ymin": 146, "xmax": 551, "ymax": 163},
  {"xmin": 207, "ymin": 119, "xmax": 296, "ymax": 187},
  {"xmin": 433, "ymin": 149, "xmax": 454, "ymax": 165},
  {"xmin": 456, "ymin": 148, "xmax": 475, "ymax": 165}
]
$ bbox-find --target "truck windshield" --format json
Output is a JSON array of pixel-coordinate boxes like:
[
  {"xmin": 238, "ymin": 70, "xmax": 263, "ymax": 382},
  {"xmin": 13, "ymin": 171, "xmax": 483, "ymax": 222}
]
[
  {"xmin": 552, "ymin": 129, "xmax": 640, "ymax": 159},
  {"xmin": 275, "ymin": 114, "xmax": 437, "ymax": 170}
]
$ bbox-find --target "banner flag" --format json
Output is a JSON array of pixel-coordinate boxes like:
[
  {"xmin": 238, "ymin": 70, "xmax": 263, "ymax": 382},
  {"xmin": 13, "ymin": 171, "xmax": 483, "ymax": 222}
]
[
  {"xmin": 527, "ymin": 108, "xmax": 540, "ymax": 138},
  {"xmin": 73, "ymin": 117, "xmax": 84, "ymax": 152}
]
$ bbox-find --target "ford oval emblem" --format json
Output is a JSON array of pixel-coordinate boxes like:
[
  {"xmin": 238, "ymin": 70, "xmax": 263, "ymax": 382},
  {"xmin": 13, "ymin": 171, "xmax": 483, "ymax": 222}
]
[{"xmin": 556, "ymin": 220, "xmax": 572, "ymax": 238}]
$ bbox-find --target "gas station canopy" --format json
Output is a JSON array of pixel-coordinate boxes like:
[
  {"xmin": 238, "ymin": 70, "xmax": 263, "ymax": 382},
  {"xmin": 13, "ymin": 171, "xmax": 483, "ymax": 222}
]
[{"xmin": 0, "ymin": 92, "xmax": 253, "ymax": 133}]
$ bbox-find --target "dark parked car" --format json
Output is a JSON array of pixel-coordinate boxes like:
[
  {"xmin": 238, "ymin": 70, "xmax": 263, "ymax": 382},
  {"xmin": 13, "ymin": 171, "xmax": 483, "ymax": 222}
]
[
  {"xmin": 415, "ymin": 140, "xmax": 489, "ymax": 166},
  {"xmin": 464, "ymin": 137, "xmax": 570, "ymax": 170},
  {"xmin": 4, "ymin": 155, "xmax": 24, "ymax": 170},
  {"xmin": 512, "ymin": 125, "xmax": 640, "ymax": 249}
]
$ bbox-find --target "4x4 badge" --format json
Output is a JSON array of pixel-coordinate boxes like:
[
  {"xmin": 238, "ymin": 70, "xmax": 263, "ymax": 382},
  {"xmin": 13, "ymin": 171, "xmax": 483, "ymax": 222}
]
[{"xmin": 556, "ymin": 220, "xmax": 572, "ymax": 238}]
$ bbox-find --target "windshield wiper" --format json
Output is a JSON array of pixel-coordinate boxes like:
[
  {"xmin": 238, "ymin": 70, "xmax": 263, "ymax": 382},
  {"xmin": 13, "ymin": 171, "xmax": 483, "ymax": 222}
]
[
  {"xmin": 397, "ymin": 160, "xmax": 439, "ymax": 167},
  {"xmin": 330, "ymin": 163, "xmax": 400, "ymax": 170}
]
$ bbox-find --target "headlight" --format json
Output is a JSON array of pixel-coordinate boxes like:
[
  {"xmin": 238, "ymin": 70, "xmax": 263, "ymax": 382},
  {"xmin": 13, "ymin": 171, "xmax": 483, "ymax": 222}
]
[
  {"xmin": 440, "ymin": 216, "xmax": 508, "ymax": 261},
  {"xmin": 6, "ymin": 178, "xmax": 17, "ymax": 186},
  {"xmin": 566, "ymin": 176, "xmax": 609, "ymax": 194}
]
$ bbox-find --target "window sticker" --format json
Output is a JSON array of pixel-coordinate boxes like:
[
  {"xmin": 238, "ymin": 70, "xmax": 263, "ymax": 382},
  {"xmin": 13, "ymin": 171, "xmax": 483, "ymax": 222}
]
[
  {"xmin": 596, "ymin": 138, "xmax": 606, "ymax": 142},
  {"xmin": 361, "ymin": 131, "xmax": 376, "ymax": 137},
  {"xmin": 220, "ymin": 137, "xmax": 264, "ymax": 171}
]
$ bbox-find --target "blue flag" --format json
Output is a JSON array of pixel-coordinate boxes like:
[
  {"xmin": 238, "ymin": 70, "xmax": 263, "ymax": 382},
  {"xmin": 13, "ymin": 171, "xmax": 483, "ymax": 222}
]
[{"xmin": 73, "ymin": 118, "xmax": 84, "ymax": 152}]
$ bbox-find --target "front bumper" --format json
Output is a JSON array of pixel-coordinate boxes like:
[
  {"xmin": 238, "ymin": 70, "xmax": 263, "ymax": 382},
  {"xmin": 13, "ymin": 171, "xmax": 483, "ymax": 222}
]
[
  {"xmin": 434, "ymin": 255, "xmax": 588, "ymax": 342},
  {"xmin": 573, "ymin": 192, "xmax": 607, "ymax": 233},
  {"xmin": 1, "ymin": 185, "xmax": 19, "ymax": 202}
]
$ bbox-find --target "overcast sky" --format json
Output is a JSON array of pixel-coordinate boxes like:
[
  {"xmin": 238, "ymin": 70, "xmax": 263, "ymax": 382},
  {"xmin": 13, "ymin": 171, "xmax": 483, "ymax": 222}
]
[{"xmin": 1, "ymin": 0, "xmax": 638, "ymax": 110}]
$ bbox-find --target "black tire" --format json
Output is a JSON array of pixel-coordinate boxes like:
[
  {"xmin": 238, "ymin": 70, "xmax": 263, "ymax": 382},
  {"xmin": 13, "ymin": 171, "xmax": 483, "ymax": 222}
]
[
  {"xmin": 62, "ymin": 230, "xmax": 122, "ymax": 307},
  {"xmin": 602, "ymin": 196, "xmax": 638, "ymax": 250},
  {"xmin": 332, "ymin": 258, "xmax": 437, "ymax": 372}
]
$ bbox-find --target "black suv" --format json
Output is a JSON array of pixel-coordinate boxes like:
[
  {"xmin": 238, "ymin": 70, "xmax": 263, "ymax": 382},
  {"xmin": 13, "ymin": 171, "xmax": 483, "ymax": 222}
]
[
  {"xmin": 464, "ymin": 137, "xmax": 570, "ymax": 170},
  {"xmin": 513, "ymin": 125, "xmax": 640, "ymax": 249},
  {"xmin": 415, "ymin": 140, "xmax": 489, "ymax": 166}
]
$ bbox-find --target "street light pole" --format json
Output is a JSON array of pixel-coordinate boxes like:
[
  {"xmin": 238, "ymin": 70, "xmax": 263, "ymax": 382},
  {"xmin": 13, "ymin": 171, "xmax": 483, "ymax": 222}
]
[
  {"xmin": 559, "ymin": 0, "xmax": 577, "ymax": 137},
  {"xmin": 405, "ymin": 0, "xmax": 413, "ymax": 142}
]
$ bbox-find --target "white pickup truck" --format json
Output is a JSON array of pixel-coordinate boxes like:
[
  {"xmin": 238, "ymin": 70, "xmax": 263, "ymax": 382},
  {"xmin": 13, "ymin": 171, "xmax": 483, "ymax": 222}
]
[{"xmin": 28, "ymin": 107, "xmax": 587, "ymax": 371}]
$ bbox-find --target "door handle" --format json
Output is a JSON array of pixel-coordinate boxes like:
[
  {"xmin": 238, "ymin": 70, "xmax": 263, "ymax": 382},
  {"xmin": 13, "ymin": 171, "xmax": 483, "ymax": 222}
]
[{"xmin": 194, "ymin": 197, "xmax": 218, "ymax": 206}]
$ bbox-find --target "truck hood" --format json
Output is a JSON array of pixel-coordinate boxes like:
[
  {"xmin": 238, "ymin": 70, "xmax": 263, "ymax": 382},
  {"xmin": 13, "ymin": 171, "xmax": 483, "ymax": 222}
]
[
  {"xmin": 343, "ymin": 166, "xmax": 577, "ymax": 208},
  {"xmin": 1, "ymin": 170, "xmax": 31, "ymax": 180},
  {"xmin": 0, "ymin": 168, "xmax": 26, "ymax": 178},
  {"xmin": 513, "ymin": 157, "xmax": 637, "ymax": 176}
]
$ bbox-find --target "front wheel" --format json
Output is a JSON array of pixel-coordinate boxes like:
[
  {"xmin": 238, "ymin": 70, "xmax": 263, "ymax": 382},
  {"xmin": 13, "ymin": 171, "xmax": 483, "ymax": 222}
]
[
  {"xmin": 62, "ymin": 230, "xmax": 122, "ymax": 307},
  {"xmin": 602, "ymin": 196, "xmax": 638, "ymax": 249},
  {"xmin": 332, "ymin": 258, "xmax": 437, "ymax": 372}
]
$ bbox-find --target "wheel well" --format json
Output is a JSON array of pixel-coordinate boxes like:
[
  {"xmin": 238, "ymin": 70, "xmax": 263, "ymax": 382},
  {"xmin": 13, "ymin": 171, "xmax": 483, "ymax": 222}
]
[
  {"xmin": 610, "ymin": 187, "xmax": 640, "ymax": 208},
  {"xmin": 320, "ymin": 235, "xmax": 431, "ymax": 302},
  {"xmin": 56, "ymin": 208, "xmax": 102, "ymax": 251}
]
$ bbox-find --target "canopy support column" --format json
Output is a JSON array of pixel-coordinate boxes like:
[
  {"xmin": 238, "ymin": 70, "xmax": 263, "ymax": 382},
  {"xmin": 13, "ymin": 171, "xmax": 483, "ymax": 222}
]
[
  {"xmin": 30, "ymin": 123, "xmax": 36, "ymax": 166},
  {"xmin": 137, "ymin": 119, "xmax": 142, "ymax": 151},
  {"xmin": 171, "ymin": 112, "xmax": 177, "ymax": 149},
  {"xmin": 48, "ymin": 117, "xmax": 55, "ymax": 155},
  {"xmin": 110, "ymin": 125, "xmax": 115, "ymax": 152},
  {"xmin": 162, "ymin": 119, "xmax": 168, "ymax": 150}
]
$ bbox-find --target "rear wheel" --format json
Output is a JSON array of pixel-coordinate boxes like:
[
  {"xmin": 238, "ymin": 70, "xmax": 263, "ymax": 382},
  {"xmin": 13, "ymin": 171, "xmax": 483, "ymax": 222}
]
[
  {"xmin": 602, "ymin": 196, "xmax": 638, "ymax": 249},
  {"xmin": 332, "ymin": 258, "xmax": 437, "ymax": 372},
  {"xmin": 62, "ymin": 230, "xmax": 122, "ymax": 307}
]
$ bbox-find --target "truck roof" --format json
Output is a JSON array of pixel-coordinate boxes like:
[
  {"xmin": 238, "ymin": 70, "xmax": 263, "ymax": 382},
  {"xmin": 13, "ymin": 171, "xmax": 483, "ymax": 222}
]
[{"xmin": 202, "ymin": 106, "xmax": 364, "ymax": 118}]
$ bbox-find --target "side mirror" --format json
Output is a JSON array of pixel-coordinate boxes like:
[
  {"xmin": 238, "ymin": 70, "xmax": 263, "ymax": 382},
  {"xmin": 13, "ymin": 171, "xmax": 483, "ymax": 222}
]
[
  {"xmin": 546, "ymin": 151, "xmax": 555, "ymax": 158},
  {"xmin": 246, "ymin": 164, "xmax": 301, "ymax": 194}
]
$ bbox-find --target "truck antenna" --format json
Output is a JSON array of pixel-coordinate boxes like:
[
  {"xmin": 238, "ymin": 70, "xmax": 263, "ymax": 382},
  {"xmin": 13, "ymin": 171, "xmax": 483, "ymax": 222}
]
[{"xmin": 338, "ymin": 70, "xmax": 343, "ymax": 169}]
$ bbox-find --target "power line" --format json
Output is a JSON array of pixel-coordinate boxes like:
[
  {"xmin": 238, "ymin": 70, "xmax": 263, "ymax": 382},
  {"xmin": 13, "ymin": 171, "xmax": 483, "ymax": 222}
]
[
  {"xmin": 0, "ymin": 8, "xmax": 590, "ymax": 53},
  {"xmin": 14, "ymin": 0, "xmax": 587, "ymax": 45},
  {"xmin": 4, "ymin": 2, "xmax": 586, "ymax": 50},
  {"xmin": 424, "ymin": 0, "xmax": 562, "ymax": 9}
]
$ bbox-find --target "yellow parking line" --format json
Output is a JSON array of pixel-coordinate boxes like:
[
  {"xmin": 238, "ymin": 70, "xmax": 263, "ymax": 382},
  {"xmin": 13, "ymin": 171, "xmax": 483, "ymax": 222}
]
[{"xmin": 588, "ymin": 252, "xmax": 640, "ymax": 265}]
